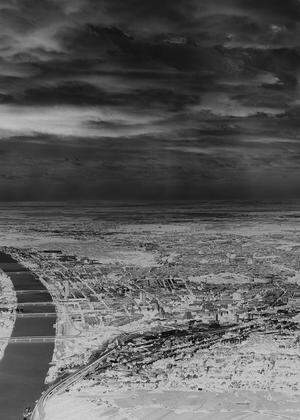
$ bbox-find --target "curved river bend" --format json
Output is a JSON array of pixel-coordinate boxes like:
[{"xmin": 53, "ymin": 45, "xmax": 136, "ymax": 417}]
[{"xmin": 0, "ymin": 251, "xmax": 56, "ymax": 420}]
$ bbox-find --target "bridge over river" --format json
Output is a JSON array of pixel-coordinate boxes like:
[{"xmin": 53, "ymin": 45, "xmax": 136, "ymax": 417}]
[{"xmin": 0, "ymin": 251, "xmax": 56, "ymax": 420}]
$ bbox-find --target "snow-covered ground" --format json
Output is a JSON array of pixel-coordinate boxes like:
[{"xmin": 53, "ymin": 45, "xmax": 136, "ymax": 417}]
[
  {"xmin": 44, "ymin": 388, "xmax": 300, "ymax": 420},
  {"xmin": 0, "ymin": 270, "xmax": 16, "ymax": 360}
]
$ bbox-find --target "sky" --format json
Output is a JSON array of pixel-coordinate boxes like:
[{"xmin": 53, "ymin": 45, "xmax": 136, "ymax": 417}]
[{"xmin": 0, "ymin": 0, "xmax": 299, "ymax": 201}]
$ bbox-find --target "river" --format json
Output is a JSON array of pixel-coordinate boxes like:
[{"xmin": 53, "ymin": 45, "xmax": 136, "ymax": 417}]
[{"xmin": 0, "ymin": 251, "xmax": 56, "ymax": 420}]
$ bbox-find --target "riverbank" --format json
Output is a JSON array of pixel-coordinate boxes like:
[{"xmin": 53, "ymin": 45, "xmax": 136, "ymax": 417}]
[{"xmin": 0, "ymin": 270, "xmax": 16, "ymax": 360}]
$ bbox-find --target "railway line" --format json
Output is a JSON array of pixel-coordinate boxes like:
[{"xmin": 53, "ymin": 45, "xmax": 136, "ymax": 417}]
[{"xmin": 30, "ymin": 324, "xmax": 251, "ymax": 419}]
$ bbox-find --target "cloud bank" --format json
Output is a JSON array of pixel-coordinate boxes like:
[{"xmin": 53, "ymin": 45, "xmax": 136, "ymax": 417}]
[{"xmin": 0, "ymin": 0, "xmax": 299, "ymax": 200}]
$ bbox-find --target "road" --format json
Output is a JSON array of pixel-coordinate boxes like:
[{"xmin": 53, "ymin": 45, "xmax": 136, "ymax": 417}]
[{"xmin": 31, "ymin": 341, "xmax": 119, "ymax": 420}]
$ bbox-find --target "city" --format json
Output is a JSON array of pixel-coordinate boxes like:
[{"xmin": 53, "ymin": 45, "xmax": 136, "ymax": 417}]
[{"xmin": 0, "ymin": 203, "xmax": 299, "ymax": 419}]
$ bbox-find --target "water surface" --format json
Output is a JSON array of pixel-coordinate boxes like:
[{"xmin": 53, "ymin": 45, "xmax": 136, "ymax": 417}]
[{"xmin": 0, "ymin": 251, "xmax": 56, "ymax": 419}]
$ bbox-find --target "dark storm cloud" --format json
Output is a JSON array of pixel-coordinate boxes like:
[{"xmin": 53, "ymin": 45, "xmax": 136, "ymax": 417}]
[
  {"xmin": 74, "ymin": 0, "xmax": 300, "ymax": 30},
  {"xmin": 1, "ymin": 0, "xmax": 300, "ymax": 46},
  {"xmin": 65, "ymin": 0, "xmax": 300, "ymax": 50},
  {"xmin": 0, "ymin": 0, "xmax": 63, "ymax": 31},
  {"xmin": 66, "ymin": 0, "xmax": 198, "ymax": 35},
  {"xmin": 4, "ymin": 79, "xmax": 199, "ymax": 110},
  {"xmin": 19, "ymin": 82, "xmax": 121, "ymax": 106},
  {"xmin": 0, "ymin": 0, "xmax": 299, "ymax": 201},
  {"xmin": 241, "ymin": 0, "xmax": 300, "ymax": 21},
  {"xmin": 0, "ymin": 114, "xmax": 299, "ymax": 201}
]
